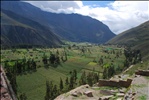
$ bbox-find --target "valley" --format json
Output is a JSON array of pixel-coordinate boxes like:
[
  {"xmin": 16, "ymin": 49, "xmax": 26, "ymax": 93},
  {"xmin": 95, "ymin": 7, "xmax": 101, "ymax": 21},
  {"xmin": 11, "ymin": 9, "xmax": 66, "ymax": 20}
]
[
  {"xmin": 1, "ymin": 1, "xmax": 149, "ymax": 100},
  {"xmin": 1, "ymin": 43, "xmax": 148, "ymax": 100},
  {"xmin": 1, "ymin": 44, "xmax": 126, "ymax": 100}
]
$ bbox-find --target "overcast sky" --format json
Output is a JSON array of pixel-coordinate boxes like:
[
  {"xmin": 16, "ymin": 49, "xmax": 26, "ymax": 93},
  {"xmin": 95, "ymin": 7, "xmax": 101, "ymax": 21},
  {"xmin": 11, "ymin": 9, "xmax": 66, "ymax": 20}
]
[{"xmin": 25, "ymin": 1, "xmax": 149, "ymax": 35}]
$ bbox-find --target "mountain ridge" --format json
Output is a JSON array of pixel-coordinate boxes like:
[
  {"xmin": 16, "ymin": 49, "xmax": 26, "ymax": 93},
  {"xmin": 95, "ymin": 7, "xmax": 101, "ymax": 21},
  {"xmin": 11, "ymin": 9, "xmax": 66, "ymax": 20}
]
[
  {"xmin": 1, "ymin": 1, "xmax": 116, "ymax": 44},
  {"xmin": 1, "ymin": 9, "xmax": 63, "ymax": 48},
  {"xmin": 107, "ymin": 20, "xmax": 149, "ymax": 60}
]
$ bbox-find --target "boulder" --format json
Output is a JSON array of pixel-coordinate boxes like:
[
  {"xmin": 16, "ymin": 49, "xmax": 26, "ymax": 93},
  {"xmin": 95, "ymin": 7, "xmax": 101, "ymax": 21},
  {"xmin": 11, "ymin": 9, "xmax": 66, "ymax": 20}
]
[
  {"xmin": 84, "ymin": 91, "xmax": 93, "ymax": 97},
  {"xmin": 116, "ymin": 93, "xmax": 125, "ymax": 97},
  {"xmin": 99, "ymin": 95, "xmax": 113, "ymax": 100},
  {"xmin": 71, "ymin": 92, "xmax": 78, "ymax": 97},
  {"xmin": 71, "ymin": 91, "xmax": 82, "ymax": 97}
]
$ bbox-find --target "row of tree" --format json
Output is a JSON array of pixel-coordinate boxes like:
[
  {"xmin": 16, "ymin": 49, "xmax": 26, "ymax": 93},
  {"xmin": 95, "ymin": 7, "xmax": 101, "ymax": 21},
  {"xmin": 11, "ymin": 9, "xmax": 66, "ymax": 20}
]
[
  {"xmin": 42, "ymin": 51, "xmax": 67, "ymax": 67},
  {"xmin": 102, "ymin": 63, "xmax": 115, "ymax": 79},
  {"xmin": 44, "ymin": 69, "xmax": 101, "ymax": 100},
  {"xmin": 124, "ymin": 49, "xmax": 142, "ymax": 67},
  {"xmin": 45, "ymin": 81, "xmax": 59, "ymax": 100},
  {"xmin": 79, "ymin": 71, "xmax": 99, "ymax": 86},
  {"xmin": 4, "ymin": 59, "xmax": 37, "ymax": 99},
  {"xmin": 4, "ymin": 59, "xmax": 37, "ymax": 75},
  {"xmin": 44, "ymin": 69, "xmax": 77, "ymax": 100}
]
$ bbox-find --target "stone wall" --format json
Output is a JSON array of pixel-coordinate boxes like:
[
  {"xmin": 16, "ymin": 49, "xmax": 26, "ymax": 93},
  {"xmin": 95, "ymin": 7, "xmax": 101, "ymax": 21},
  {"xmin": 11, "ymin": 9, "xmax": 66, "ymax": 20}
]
[
  {"xmin": 98, "ymin": 79, "xmax": 132, "ymax": 88},
  {"xmin": 135, "ymin": 70, "xmax": 149, "ymax": 76}
]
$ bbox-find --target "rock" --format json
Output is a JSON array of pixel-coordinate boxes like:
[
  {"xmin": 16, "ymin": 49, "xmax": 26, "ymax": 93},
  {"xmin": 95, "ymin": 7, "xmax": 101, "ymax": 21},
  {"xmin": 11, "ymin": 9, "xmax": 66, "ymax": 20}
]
[
  {"xmin": 71, "ymin": 91, "xmax": 82, "ymax": 97},
  {"xmin": 132, "ymin": 92, "xmax": 136, "ymax": 96},
  {"xmin": 84, "ymin": 91, "xmax": 93, "ymax": 97},
  {"xmin": 119, "ymin": 88, "xmax": 126, "ymax": 93},
  {"xmin": 77, "ymin": 91, "xmax": 82, "ymax": 96},
  {"xmin": 100, "ymin": 90, "xmax": 114, "ymax": 95},
  {"xmin": 84, "ymin": 84, "xmax": 90, "ymax": 88},
  {"xmin": 116, "ymin": 97, "xmax": 123, "ymax": 100},
  {"xmin": 117, "ymin": 93, "xmax": 125, "ymax": 97},
  {"xmin": 118, "ymin": 75, "xmax": 121, "ymax": 78},
  {"xmin": 99, "ymin": 95, "xmax": 113, "ymax": 100},
  {"xmin": 71, "ymin": 92, "xmax": 78, "ymax": 97}
]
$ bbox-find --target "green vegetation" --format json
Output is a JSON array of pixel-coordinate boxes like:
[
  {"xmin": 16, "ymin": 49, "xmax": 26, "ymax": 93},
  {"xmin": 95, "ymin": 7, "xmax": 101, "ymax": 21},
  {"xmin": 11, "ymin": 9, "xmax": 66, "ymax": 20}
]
[
  {"xmin": 124, "ymin": 60, "xmax": 149, "ymax": 75},
  {"xmin": 1, "ymin": 44, "xmax": 143, "ymax": 100},
  {"xmin": 107, "ymin": 21, "xmax": 149, "ymax": 61},
  {"xmin": 139, "ymin": 95, "xmax": 147, "ymax": 100}
]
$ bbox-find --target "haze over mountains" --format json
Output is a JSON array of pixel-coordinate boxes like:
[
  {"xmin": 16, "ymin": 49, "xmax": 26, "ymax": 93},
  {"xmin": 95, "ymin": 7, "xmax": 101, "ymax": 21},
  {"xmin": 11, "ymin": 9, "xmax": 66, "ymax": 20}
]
[{"xmin": 1, "ymin": 1, "xmax": 115, "ymax": 47}]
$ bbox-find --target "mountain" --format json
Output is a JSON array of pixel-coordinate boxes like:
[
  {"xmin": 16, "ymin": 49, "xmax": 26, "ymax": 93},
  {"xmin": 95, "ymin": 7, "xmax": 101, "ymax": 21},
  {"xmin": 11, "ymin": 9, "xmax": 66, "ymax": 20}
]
[
  {"xmin": 107, "ymin": 21, "xmax": 149, "ymax": 60},
  {"xmin": 1, "ymin": 1, "xmax": 116, "ymax": 44},
  {"xmin": 1, "ymin": 9, "xmax": 62, "ymax": 48}
]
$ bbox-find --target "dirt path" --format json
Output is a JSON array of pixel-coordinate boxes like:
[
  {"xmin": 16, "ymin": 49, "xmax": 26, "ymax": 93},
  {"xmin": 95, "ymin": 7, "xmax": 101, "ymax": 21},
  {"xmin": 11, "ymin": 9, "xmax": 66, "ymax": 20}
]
[
  {"xmin": 131, "ymin": 75, "xmax": 149, "ymax": 99},
  {"xmin": 122, "ymin": 65, "xmax": 133, "ymax": 74}
]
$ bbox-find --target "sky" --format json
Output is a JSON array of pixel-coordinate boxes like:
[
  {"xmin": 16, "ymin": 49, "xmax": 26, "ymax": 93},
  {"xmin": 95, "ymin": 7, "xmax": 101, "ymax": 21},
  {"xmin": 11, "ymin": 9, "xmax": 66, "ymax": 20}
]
[{"xmin": 25, "ymin": 1, "xmax": 149, "ymax": 35}]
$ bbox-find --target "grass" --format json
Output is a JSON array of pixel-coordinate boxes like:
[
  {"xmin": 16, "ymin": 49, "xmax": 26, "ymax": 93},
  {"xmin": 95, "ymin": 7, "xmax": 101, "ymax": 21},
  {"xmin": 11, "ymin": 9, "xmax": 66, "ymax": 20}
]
[
  {"xmin": 124, "ymin": 60, "xmax": 149, "ymax": 75},
  {"xmin": 1, "ymin": 45, "xmax": 126, "ymax": 100},
  {"xmin": 139, "ymin": 95, "xmax": 147, "ymax": 100},
  {"xmin": 17, "ymin": 67, "xmax": 67, "ymax": 100},
  {"xmin": 88, "ymin": 62, "xmax": 97, "ymax": 66}
]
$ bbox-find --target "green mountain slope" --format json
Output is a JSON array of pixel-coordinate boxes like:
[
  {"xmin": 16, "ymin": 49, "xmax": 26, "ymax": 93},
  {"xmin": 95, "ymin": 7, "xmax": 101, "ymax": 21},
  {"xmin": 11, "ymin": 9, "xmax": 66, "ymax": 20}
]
[
  {"xmin": 1, "ymin": 9, "xmax": 62, "ymax": 48},
  {"xmin": 1, "ymin": 1, "xmax": 115, "ymax": 44},
  {"xmin": 107, "ymin": 21, "xmax": 149, "ymax": 60}
]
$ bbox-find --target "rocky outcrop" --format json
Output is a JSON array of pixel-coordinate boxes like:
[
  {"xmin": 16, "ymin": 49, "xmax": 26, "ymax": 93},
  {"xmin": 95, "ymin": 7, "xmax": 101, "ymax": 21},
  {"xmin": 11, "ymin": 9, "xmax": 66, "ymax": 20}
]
[
  {"xmin": 83, "ymin": 91, "xmax": 93, "ymax": 97},
  {"xmin": 0, "ymin": 66, "xmax": 17, "ymax": 100},
  {"xmin": 99, "ymin": 95, "xmax": 113, "ymax": 100}
]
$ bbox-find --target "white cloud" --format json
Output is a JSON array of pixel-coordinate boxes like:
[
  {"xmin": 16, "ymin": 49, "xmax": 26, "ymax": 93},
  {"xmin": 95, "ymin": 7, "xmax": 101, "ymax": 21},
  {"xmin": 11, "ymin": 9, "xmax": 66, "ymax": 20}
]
[
  {"xmin": 25, "ymin": 1, "xmax": 149, "ymax": 34},
  {"xmin": 25, "ymin": 1, "xmax": 81, "ymax": 14}
]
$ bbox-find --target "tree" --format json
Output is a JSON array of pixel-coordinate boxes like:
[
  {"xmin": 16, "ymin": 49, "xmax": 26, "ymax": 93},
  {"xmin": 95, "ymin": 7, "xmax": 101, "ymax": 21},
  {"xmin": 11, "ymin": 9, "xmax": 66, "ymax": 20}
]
[
  {"xmin": 55, "ymin": 55, "xmax": 60, "ymax": 64},
  {"xmin": 43, "ymin": 56, "xmax": 48, "ymax": 65},
  {"xmin": 59, "ymin": 78, "xmax": 63, "ymax": 91},
  {"xmin": 108, "ymin": 63, "xmax": 115, "ymax": 78},
  {"xmin": 27, "ymin": 59, "xmax": 30, "ymax": 71},
  {"xmin": 52, "ymin": 85, "xmax": 58, "ymax": 99},
  {"xmin": 10, "ymin": 73, "xmax": 17, "ymax": 94},
  {"xmin": 69, "ymin": 75, "xmax": 74, "ymax": 89},
  {"xmin": 56, "ymin": 50, "xmax": 59, "ymax": 55},
  {"xmin": 22, "ymin": 58, "xmax": 26, "ymax": 72},
  {"xmin": 79, "ymin": 71, "xmax": 86, "ymax": 85},
  {"xmin": 49, "ymin": 54, "xmax": 56, "ymax": 64},
  {"xmin": 45, "ymin": 80, "xmax": 50, "ymax": 100},
  {"xmin": 99, "ymin": 57, "xmax": 103, "ymax": 65},
  {"xmin": 65, "ymin": 77, "xmax": 69, "ymax": 85},
  {"xmin": 73, "ymin": 69, "xmax": 77, "ymax": 81},
  {"xmin": 103, "ymin": 67, "xmax": 108, "ymax": 79},
  {"xmin": 19, "ymin": 93, "xmax": 27, "ymax": 100},
  {"xmin": 31, "ymin": 59, "xmax": 36, "ymax": 71},
  {"xmin": 87, "ymin": 72, "xmax": 93, "ymax": 86},
  {"xmin": 94, "ymin": 73, "xmax": 99, "ymax": 83}
]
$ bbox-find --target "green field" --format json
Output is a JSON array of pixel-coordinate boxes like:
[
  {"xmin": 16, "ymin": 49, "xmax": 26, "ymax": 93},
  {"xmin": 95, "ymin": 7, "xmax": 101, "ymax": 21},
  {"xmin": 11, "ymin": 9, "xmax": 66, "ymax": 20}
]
[{"xmin": 1, "ymin": 45, "xmax": 126, "ymax": 100}]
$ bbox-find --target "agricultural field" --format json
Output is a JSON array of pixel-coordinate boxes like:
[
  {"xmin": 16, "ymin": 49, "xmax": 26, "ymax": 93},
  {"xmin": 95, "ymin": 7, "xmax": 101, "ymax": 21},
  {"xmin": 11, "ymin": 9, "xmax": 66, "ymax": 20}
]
[{"xmin": 1, "ymin": 44, "xmax": 126, "ymax": 100}]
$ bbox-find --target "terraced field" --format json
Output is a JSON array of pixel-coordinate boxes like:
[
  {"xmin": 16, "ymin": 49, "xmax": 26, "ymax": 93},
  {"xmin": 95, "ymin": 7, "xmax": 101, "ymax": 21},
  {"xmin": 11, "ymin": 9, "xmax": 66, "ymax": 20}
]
[{"xmin": 1, "ymin": 45, "xmax": 125, "ymax": 100}]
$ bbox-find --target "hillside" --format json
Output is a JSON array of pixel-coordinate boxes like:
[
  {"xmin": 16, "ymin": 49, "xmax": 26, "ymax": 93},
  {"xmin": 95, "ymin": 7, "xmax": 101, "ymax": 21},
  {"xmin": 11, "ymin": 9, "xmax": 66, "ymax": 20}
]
[
  {"xmin": 107, "ymin": 21, "xmax": 149, "ymax": 60},
  {"xmin": 1, "ymin": 1, "xmax": 115, "ymax": 44},
  {"xmin": 1, "ymin": 9, "xmax": 62, "ymax": 48}
]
